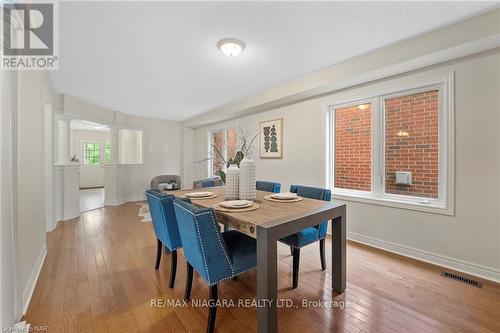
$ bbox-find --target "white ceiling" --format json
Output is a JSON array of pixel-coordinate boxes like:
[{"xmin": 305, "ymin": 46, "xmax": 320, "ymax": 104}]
[{"xmin": 50, "ymin": 1, "xmax": 498, "ymax": 121}]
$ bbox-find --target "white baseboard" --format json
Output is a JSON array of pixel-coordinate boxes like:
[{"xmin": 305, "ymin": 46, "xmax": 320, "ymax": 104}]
[
  {"xmin": 22, "ymin": 245, "xmax": 47, "ymax": 315},
  {"xmin": 347, "ymin": 232, "xmax": 500, "ymax": 283},
  {"xmin": 61, "ymin": 212, "xmax": 80, "ymax": 221},
  {"xmin": 46, "ymin": 218, "xmax": 58, "ymax": 232},
  {"xmin": 127, "ymin": 195, "xmax": 146, "ymax": 203},
  {"xmin": 105, "ymin": 195, "xmax": 145, "ymax": 207},
  {"xmin": 104, "ymin": 198, "xmax": 126, "ymax": 206},
  {"xmin": 13, "ymin": 321, "xmax": 30, "ymax": 331}
]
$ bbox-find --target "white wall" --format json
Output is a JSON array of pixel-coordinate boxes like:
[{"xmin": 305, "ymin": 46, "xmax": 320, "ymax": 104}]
[
  {"xmin": 1, "ymin": 65, "xmax": 19, "ymax": 327},
  {"xmin": 15, "ymin": 70, "xmax": 55, "ymax": 319},
  {"xmin": 181, "ymin": 126, "xmax": 196, "ymax": 189},
  {"xmin": 44, "ymin": 105, "xmax": 55, "ymax": 232},
  {"xmin": 186, "ymin": 49, "xmax": 500, "ymax": 281},
  {"xmin": 118, "ymin": 129, "xmax": 143, "ymax": 164},
  {"xmin": 17, "ymin": 71, "xmax": 47, "ymax": 305},
  {"xmin": 121, "ymin": 115, "xmax": 182, "ymax": 201},
  {"xmin": 63, "ymin": 96, "xmax": 182, "ymax": 202}
]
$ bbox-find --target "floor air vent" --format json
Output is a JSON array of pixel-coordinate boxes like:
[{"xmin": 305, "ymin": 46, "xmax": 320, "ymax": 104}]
[{"xmin": 440, "ymin": 271, "xmax": 482, "ymax": 288}]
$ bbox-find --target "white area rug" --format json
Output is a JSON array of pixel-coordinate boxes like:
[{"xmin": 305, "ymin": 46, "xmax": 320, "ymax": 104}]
[{"xmin": 138, "ymin": 202, "xmax": 151, "ymax": 222}]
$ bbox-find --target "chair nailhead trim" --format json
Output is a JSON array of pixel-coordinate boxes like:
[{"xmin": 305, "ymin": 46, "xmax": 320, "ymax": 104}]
[
  {"xmin": 148, "ymin": 194, "xmax": 181, "ymax": 251},
  {"xmin": 174, "ymin": 202, "xmax": 257, "ymax": 287},
  {"xmin": 196, "ymin": 210, "xmax": 235, "ymax": 275},
  {"xmin": 174, "ymin": 203, "xmax": 211, "ymax": 283},
  {"xmin": 209, "ymin": 266, "xmax": 257, "ymax": 286},
  {"xmin": 175, "ymin": 203, "xmax": 236, "ymax": 285}
]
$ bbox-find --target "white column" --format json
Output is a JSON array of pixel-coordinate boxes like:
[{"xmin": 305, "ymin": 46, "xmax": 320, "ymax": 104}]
[
  {"xmin": 56, "ymin": 117, "xmax": 71, "ymax": 165},
  {"xmin": 104, "ymin": 126, "xmax": 125, "ymax": 206},
  {"xmin": 109, "ymin": 126, "xmax": 120, "ymax": 164},
  {"xmin": 53, "ymin": 115, "xmax": 79, "ymax": 220},
  {"xmin": 54, "ymin": 165, "xmax": 80, "ymax": 220}
]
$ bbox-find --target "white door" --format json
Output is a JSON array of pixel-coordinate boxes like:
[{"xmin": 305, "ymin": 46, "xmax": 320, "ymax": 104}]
[{"xmin": 79, "ymin": 141, "xmax": 110, "ymax": 188}]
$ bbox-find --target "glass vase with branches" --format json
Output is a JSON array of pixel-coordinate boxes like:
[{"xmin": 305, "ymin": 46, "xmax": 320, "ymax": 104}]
[{"xmin": 193, "ymin": 126, "xmax": 260, "ymax": 183}]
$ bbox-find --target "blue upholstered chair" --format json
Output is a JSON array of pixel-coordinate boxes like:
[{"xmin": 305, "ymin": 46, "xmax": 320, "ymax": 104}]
[
  {"xmin": 278, "ymin": 185, "xmax": 331, "ymax": 289},
  {"xmin": 256, "ymin": 180, "xmax": 281, "ymax": 193},
  {"xmin": 173, "ymin": 199, "xmax": 257, "ymax": 333},
  {"xmin": 146, "ymin": 190, "xmax": 187, "ymax": 288}
]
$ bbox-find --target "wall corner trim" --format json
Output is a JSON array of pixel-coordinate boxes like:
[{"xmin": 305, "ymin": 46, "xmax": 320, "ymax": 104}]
[{"xmin": 21, "ymin": 245, "xmax": 47, "ymax": 316}]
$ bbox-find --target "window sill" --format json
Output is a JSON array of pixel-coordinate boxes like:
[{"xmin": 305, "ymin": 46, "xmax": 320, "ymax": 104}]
[{"xmin": 331, "ymin": 191, "xmax": 454, "ymax": 216}]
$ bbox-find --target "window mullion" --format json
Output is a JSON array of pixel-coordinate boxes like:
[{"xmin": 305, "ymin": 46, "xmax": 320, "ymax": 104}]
[
  {"xmin": 438, "ymin": 87, "xmax": 445, "ymax": 203},
  {"xmin": 330, "ymin": 107, "xmax": 335, "ymax": 190},
  {"xmin": 100, "ymin": 142, "xmax": 105, "ymax": 165},
  {"xmin": 209, "ymin": 131, "xmax": 214, "ymax": 177},
  {"xmin": 223, "ymin": 130, "xmax": 228, "ymax": 172},
  {"xmin": 373, "ymin": 96, "xmax": 384, "ymax": 198}
]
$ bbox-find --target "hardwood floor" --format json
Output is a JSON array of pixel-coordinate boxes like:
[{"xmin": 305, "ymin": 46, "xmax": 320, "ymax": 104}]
[
  {"xmin": 24, "ymin": 202, "xmax": 500, "ymax": 332},
  {"xmin": 79, "ymin": 188, "xmax": 105, "ymax": 213}
]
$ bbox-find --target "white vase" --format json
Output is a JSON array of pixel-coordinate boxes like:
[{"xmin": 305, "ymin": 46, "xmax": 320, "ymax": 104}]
[
  {"xmin": 225, "ymin": 163, "xmax": 240, "ymax": 200},
  {"xmin": 238, "ymin": 157, "xmax": 256, "ymax": 201}
]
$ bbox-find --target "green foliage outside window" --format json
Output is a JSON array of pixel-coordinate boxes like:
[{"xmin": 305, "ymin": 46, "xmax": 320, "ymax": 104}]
[{"xmin": 83, "ymin": 143, "xmax": 100, "ymax": 165}]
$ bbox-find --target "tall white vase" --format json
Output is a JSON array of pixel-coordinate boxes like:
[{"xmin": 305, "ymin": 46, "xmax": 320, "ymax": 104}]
[
  {"xmin": 225, "ymin": 163, "xmax": 240, "ymax": 200},
  {"xmin": 239, "ymin": 157, "xmax": 256, "ymax": 201}
]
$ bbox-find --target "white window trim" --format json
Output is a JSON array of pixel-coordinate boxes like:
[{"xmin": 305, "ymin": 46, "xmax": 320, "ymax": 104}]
[
  {"xmin": 325, "ymin": 70, "xmax": 455, "ymax": 215},
  {"xmin": 329, "ymin": 97, "xmax": 377, "ymax": 195},
  {"xmin": 208, "ymin": 126, "xmax": 237, "ymax": 177}
]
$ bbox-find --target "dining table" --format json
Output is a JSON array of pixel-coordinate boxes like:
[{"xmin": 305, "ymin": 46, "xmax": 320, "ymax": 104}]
[{"xmin": 170, "ymin": 186, "xmax": 346, "ymax": 333}]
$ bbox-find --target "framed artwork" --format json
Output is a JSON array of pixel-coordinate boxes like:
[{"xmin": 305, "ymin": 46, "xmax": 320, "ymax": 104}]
[{"xmin": 260, "ymin": 118, "xmax": 283, "ymax": 159}]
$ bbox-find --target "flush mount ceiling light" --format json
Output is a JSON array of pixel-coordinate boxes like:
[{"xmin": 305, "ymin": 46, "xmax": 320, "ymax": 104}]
[
  {"xmin": 217, "ymin": 38, "xmax": 245, "ymax": 57},
  {"xmin": 358, "ymin": 104, "xmax": 369, "ymax": 110}
]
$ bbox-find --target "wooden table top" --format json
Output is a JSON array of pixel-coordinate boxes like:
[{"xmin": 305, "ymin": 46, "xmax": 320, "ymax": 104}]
[{"xmin": 169, "ymin": 186, "xmax": 344, "ymax": 237}]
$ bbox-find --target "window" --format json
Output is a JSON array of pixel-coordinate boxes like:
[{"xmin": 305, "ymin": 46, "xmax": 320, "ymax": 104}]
[
  {"xmin": 328, "ymin": 72, "xmax": 454, "ymax": 214},
  {"xmin": 226, "ymin": 128, "xmax": 238, "ymax": 161},
  {"xmin": 81, "ymin": 140, "xmax": 113, "ymax": 165},
  {"xmin": 212, "ymin": 130, "xmax": 225, "ymax": 175},
  {"xmin": 210, "ymin": 128, "xmax": 238, "ymax": 176},
  {"xmin": 334, "ymin": 102, "xmax": 372, "ymax": 192},
  {"xmin": 384, "ymin": 90, "xmax": 439, "ymax": 199},
  {"xmin": 83, "ymin": 143, "xmax": 101, "ymax": 165}
]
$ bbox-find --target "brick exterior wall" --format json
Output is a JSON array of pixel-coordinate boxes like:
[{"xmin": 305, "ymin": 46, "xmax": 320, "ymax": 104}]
[
  {"xmin": 212, "ymin": 129, "xmax": 238, "ymax": 175},
  {"xmin": 212, "ymin": 131, "xmax": 224, "ymax": 174},
  {"xmin": 226, "ymin": 129, "xmax": 238, "ymax": 159},
  {"xmin": 334, "ymin": 104, "xmax": 371, "ymax": 191},
  {"xmin": 385, "ymin": 90, "xmax": 439, "ymax": 198}
]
